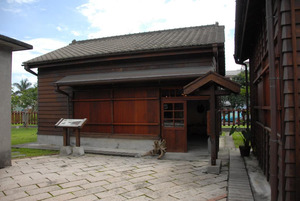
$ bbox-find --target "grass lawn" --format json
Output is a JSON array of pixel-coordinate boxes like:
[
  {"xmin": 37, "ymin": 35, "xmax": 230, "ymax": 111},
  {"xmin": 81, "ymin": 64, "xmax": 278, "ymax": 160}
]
[
  {"xmin": 231, "ymin": 132, "xmax": 244, "ymax": 148},
  {"xmin": 222, "ymin": 125, "xmax": 250, "ymax": 148},
  {"xmin": 11, "ymin": 127, "xmax": 58, "ymax": 158}
]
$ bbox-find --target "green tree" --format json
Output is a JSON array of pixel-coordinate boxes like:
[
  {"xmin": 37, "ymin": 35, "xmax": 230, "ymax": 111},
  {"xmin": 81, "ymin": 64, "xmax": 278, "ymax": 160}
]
[
  {"xmin": 222, "ymin": 70, "xmax": 249, "ymax": 108},
  {"xmin": 18, "ymin": 85, "xmax": 38, "ymax": 111},
  {"xmin": 11, "ymin": 93, "xmax": 20, "ymax": 111},
  {"xmin": 12, "ymin": 80, "xmax": 37, "ymax": 112},
  {"xmin": 13, "ymin": 78, "xmax": 32, "ymax": 95}
]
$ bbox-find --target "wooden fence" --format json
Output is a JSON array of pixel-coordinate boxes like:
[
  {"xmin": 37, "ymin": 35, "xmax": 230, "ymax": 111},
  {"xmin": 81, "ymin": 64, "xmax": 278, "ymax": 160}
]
[
  {"xmin": 11, "ymin": 111, "xmax": 37, "ymax": 125},
  {"xmin": 220, "ymin": 109, "xmax": 248, "ymax": 126}
]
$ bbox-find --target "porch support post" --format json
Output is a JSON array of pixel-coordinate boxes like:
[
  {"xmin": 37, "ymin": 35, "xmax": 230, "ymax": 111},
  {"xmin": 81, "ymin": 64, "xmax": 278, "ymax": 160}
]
[{"xmin": 210, "ymin": 84, "xmax": 216, "ymax": 165}]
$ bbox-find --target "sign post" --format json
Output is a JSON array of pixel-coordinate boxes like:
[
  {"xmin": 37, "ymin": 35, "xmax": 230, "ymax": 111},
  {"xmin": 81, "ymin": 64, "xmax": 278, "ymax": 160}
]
[{"xmin": 55, "ymin": 118, "xmax": 87, "ymax": 155}]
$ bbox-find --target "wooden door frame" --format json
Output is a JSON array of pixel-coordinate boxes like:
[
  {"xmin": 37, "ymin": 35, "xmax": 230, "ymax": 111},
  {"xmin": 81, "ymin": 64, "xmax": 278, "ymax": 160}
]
[{"xmin": 161, "ymin": 99, "xmax": 187, "ymax": 152}]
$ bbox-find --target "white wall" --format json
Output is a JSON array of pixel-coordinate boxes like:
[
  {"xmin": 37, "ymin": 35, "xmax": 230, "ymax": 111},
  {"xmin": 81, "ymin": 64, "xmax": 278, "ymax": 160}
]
[{"xmin": 0, "ymin": 46, "xmax": 12, "ymax": 168}]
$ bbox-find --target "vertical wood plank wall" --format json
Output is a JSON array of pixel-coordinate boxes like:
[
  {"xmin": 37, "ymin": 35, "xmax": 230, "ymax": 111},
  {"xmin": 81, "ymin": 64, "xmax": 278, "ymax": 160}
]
[
  {"xmin": 73, "ymin": 87, "xmax": 160, "ymax": 138},
  {"xmin": 248, "ymin": 1, "xmax": 300, "ymax": 200}
]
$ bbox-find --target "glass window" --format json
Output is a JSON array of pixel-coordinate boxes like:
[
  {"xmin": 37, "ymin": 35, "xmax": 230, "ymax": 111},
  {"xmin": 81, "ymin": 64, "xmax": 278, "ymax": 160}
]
[
  {"xmin": 163, "ymin": 102, "xmax": 184, "ymax": 128},
  {"xmin": 174, "ymin": 111, "xmax": 183, "ymax": 118},
  {"xmin": 163, "ymin": 103, "xmax": 173, "ymax": 111},
  {"xmin": 164, "ymin": 112, "xmax": 173, "ymax": 118},
  {"xmin": 174, "ymin": 120, "xmax": 184, "ymax": 127},
  {"xmin": 163, "ymin": 120, "xmax": 173, "ymax": 127},
  {"xmin": 174, "ymin": 103, "xmax": 183, "ymax": 110}
]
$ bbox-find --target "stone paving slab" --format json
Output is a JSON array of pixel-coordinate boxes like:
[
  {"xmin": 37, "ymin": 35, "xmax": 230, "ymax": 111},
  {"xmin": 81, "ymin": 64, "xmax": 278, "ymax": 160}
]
[
  {"xmin": 0, "ymin": 153, "xmax": 229, "ymax": 201},
  {"xmin": 1, "ymin": 135, "xmax": 257, "ymax": 200}
]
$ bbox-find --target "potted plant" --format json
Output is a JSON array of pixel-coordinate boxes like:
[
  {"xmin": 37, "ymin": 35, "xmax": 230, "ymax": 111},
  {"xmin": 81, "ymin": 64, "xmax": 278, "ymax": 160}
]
[{"xmin": 229, "ymin": 126, "xmax": 251, "ymax": 156}]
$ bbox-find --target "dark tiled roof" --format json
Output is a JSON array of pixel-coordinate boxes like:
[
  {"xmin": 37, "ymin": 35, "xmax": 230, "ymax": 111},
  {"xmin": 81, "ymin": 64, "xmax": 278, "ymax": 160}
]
[{"xmin": 24, "ymin": 24, "xmax": 224, "ymax": 66}]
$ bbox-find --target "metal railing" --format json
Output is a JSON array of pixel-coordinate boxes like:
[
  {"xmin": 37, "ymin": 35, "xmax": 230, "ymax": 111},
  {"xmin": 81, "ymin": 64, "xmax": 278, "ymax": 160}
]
[{"xmin": 220, "ymin": 109, "xmax": 248, "ymax": 126}]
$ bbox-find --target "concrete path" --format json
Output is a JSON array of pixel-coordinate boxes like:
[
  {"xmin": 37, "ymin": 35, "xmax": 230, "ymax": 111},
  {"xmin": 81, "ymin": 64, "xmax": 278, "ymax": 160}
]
[
  {"xmin": 224, "ymin": 135, "xmax": 254, "ymax": 201},
  {"xmin": 228, "ymin": 151, "xmax": 254, "ymax": 201}
]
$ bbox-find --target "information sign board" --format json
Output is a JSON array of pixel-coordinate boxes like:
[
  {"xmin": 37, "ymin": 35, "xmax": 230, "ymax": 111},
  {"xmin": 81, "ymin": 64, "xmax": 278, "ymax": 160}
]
[
  {"xmin": 55, "ymin": 118, "xmax": 87, "ymax": 147},
  {"xmin": 55, "ymin": 118, "xmax": 87, "ymax": 128}
]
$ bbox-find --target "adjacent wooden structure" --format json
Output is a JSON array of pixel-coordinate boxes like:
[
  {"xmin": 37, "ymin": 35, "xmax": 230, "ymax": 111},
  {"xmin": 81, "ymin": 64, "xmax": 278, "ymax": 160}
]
[
  {"xmin": 24, "ymin": 24, "xmax": 239, "ymax": 164},
  {"xmin": 235, "ymin": 1, "xmax": 300, "ymax": 200}
]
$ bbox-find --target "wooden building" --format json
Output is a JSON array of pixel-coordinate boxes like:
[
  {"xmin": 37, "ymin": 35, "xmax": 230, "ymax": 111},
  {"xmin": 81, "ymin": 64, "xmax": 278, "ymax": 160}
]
[
  {"xmin": 235, "ymin": 1, "xmax": 300, "ymax": 200},
  {"xmin": 24, "ymin": 24, "xmax": 239, "ymax": 163}
]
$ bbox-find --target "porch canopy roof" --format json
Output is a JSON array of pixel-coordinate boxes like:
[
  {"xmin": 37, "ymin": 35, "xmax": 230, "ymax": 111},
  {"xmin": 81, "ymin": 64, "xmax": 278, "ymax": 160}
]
[
  {"xmin": 55, "ymin": 66, "xmax": 213, "ymax": 86},
  {"xmin": 183, "ymin": 71, "xmax": 240, "ymax": 95}
]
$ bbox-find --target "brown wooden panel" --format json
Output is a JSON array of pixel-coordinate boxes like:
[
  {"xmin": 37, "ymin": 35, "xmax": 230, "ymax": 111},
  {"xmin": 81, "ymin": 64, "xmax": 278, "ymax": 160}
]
[
  {"xmin": 161, "ymin": 129, "xmax": 187, "ymax": 152},
  {"xmin": 38, "ymin": 118, "xmax": 61, "ymax": 123},
  {"xmin": 38, "ymin": 110, "xmax": 67, "ymax": 115},
  {"xmin": 38, "ymin": 97, "xmax": 67, "ymax": 103},
  {"xmin": 114, "ymin": 125, "xmax": 159, "ymax": 135},
  {"xmin": 113, "ymin": 100, "xmax": 159, "ymax": 123},
  {"xmin": 38, "ymin": 94, "xmax": 63, "ymax": 99},
  {"xmin": 38, "ymin": 126, "xmax": 56, "ymax": 131},
  {"xmin": 39, "ymin": 102, "xmax": 69, "ymax": 107},
  {"xmin": 39, "ymin": 114, "xmax": 68, "ymax": 119},
  {"xmin": 73, "ymin": 89, "xmax": 112, "ymax": 99},
  {"xmin": 74, "ymin": 101, "xmax": 112, "ymax": 123},
  {"xmin": 82, "ymin": 125, "xmax": 112, "ymax": 134},
  {"xmin": 39, "ymin": 106, "xmax": 66, "ymax": 111},
  {"xmin": 114, "ymin": 87, "xmax": 159, "ymax": 98}
]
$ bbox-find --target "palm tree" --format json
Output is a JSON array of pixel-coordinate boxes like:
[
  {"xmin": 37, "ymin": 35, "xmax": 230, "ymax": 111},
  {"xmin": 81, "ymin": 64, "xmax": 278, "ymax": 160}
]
[{"xmin": 13, "ymin": 79, "xmax": 32, "ymax": 95}]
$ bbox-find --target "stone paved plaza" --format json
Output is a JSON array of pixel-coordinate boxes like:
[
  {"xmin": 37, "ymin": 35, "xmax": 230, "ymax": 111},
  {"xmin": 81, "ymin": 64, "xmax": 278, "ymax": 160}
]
[{"xmin": 0, "ymin": 154, "xmax": 228, "ymax": 201}]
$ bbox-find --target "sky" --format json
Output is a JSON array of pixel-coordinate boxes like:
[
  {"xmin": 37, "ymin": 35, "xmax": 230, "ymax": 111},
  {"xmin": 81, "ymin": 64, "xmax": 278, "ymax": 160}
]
[{"xmin": 0, "ymin": 0, "xmax": 242, "ymax": 87}]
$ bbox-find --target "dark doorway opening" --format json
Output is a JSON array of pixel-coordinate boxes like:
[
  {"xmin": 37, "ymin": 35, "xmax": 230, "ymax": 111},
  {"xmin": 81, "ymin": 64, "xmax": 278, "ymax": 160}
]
[{"xmin": 187, "ymin": 100, "xmax": 209, "ymax": 152}]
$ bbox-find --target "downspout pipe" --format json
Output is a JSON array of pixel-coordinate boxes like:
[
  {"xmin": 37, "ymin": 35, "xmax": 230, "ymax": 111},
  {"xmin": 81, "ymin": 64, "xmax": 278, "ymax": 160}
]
[
  {"xmin": 266, "ymin": 0, "xmax": 278, "ymax": 200},
  {"xmin": 234, "ymin": 57, "xmax": 251, "ymax": 144},
  {"xmin": 23, "ymin": 65, "xmax": 38, "ymax": 76},
  {"xmin": 233, "ymin": 59, "xmax": 250, "ymax": 131},
  {"xmin": 242, "ymin": 62, "xmax": 249, "ymax": 131}
]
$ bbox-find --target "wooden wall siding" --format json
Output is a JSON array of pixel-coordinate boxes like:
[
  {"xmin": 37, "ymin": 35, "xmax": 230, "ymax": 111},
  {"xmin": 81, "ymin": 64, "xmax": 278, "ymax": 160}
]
[
  {"xmin": 250, "ymin": 17, "xmax": 273, "ymax": 182},
  {"xmin": 248, "ymin": 1, "xmax": 300, "ymax": 200},
  {"xmin": 37, "ymin": 54, "xmax": 209, "ymax": 137},
  {"xmin": 249, "ymin": 0, "xmax": 280, "ymax": 197},
  {"xmin": 281, "ymin": 1, "xmax": 300, "ymax": 200},
  {"xmin": 73, "ymin": 87, "xmax": 160, "ymax": 138}
]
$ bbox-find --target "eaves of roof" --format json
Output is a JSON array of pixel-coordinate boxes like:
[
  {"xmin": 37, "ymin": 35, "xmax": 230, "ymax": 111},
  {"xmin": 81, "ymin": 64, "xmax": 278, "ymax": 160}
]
[
  {"xmin": 0, "ymin": 35, "xmax": 32, "ymax": 51},
  {"xmin": 55, "ymin": 66, "xmax": 213, "ymax": 87},
  {"xmin": 234, "ymin": 0, "xmax": 264, "ymax": 63}
]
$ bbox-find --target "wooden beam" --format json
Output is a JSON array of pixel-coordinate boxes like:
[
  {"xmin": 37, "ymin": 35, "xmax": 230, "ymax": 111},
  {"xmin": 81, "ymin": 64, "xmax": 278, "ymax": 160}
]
[
  {"xmin": 193, "ymin": 89, "xmax": 232, "ymax": 96},
  {"xmin": 210, "ymin": 85, "xmax": 216, "ymax": 166},
  {"xmin": 183, "ymin": 71, "xmax": 240, "ymax": 95}
]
